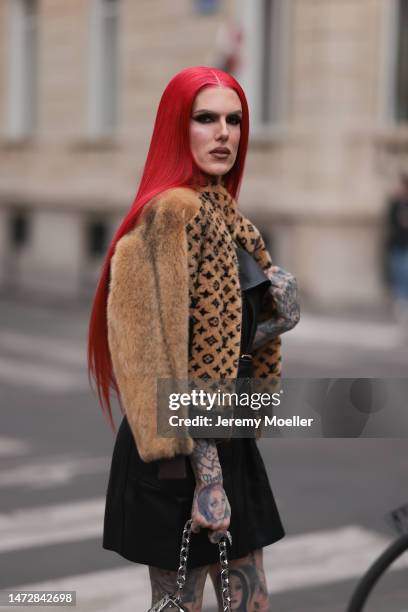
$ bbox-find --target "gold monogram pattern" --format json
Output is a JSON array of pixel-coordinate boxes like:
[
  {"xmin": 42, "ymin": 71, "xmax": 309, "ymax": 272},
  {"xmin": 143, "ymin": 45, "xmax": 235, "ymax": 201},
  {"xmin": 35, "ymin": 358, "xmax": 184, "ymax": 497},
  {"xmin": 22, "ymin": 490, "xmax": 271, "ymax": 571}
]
[{"xmin": 186, "ymin": 183, "xmax": 281, "ymax": 381}]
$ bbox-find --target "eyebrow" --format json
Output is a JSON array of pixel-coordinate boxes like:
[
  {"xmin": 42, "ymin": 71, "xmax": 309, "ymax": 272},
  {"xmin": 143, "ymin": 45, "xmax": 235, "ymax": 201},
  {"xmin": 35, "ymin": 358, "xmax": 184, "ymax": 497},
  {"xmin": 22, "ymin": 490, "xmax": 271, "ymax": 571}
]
[{"xmin": 192, "ymin": 109, "xmax": 243, "ymax": 115}]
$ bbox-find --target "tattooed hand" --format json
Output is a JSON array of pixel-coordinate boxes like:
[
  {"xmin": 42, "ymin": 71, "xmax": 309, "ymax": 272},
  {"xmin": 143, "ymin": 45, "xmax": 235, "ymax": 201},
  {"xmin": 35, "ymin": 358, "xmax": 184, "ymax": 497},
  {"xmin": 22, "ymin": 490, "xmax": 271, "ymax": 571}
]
[
  {"xmin": 191, "ymin": 482, "xmax": 231, "ymax": 544},
  {"xmin": 253, "ymin": 265, "xmax": 300, "ymax": 349},
  {"xmin": 188, "ymin": 439, "xmax": 231, "ymax": 544}
]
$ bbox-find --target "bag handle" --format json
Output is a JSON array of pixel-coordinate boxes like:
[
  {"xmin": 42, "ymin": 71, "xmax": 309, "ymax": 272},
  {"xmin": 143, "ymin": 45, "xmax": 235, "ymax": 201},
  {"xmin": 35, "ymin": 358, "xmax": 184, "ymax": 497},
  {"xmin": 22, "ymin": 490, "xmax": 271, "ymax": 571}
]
[{"xmin": 176, "ymin": 519, "xmax": 232, "ymax": 611}]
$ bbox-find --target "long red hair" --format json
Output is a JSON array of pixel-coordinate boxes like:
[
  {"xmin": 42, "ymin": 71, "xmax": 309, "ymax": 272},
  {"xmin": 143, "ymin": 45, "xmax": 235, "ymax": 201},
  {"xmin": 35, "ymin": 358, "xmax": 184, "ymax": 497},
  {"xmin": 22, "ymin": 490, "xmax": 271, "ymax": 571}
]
[{"xmin": 87, "ymin": 66, "xmax": 250, "ymax": 430}]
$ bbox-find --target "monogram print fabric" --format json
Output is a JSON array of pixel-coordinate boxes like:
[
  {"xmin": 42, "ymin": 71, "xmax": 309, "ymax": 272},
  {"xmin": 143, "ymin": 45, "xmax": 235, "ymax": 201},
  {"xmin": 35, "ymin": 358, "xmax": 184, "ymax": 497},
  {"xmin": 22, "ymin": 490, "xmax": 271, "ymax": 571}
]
[
  {"xmin": 186, "ymin": 183, "xmax": 281, "ymax": 381},
  {"xmin": 186, "ymin": 186, "xmax": 241, "ymax": 379}
]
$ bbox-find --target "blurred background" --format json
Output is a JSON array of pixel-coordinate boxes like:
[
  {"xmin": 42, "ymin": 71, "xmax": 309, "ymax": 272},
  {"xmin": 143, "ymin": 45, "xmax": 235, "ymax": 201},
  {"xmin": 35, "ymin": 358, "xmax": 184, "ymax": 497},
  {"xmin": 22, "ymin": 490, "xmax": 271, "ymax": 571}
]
[{"xmin": 0, "ymin": 1, "xmax": 407, "ymax": 610}]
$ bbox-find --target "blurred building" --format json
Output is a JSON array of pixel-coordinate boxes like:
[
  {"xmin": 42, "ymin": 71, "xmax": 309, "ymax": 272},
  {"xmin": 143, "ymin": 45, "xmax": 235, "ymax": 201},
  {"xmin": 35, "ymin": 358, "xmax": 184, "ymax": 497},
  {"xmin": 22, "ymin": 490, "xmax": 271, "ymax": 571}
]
[{"xmin": 0, "ymin": 0, "xmax": 407, "ymax": 308}]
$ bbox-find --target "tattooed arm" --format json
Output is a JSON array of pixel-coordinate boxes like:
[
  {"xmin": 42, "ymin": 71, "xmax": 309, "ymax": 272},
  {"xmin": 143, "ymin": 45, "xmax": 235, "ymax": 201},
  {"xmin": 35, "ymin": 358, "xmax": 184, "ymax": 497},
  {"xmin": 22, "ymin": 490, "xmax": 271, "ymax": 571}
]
[
  {"xmin": 253, "ymin": 265, "xmax": 300, "ymax": 350},
  {"xmin": 188, "ymin": 439, "xmax": 231, "ymax": 544}
]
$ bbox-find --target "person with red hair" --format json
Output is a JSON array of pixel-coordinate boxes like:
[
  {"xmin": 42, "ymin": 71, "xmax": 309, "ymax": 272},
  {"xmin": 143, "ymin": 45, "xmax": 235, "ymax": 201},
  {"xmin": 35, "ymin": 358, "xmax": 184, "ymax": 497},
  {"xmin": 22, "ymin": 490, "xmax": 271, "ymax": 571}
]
[{"xmin": 88, "ymin": 66, "xmax": 299, "ymax": 611}]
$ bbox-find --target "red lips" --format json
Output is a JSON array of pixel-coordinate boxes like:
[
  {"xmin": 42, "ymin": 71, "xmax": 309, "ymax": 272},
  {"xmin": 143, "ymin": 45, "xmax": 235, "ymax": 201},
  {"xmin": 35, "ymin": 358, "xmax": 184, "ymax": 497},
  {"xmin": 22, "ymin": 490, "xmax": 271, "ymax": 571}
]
[{"xmin": 210, "ymin": 147, "xmax": 231, "ymax": 154}]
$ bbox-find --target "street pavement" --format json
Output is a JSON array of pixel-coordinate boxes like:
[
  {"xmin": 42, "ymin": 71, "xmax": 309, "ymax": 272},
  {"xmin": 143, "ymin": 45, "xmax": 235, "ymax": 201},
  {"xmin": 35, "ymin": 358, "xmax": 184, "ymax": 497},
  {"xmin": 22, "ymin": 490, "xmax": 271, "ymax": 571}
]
[{"xmin": 0, "ymin": 296, "xmax": 407, "ymax": 611}]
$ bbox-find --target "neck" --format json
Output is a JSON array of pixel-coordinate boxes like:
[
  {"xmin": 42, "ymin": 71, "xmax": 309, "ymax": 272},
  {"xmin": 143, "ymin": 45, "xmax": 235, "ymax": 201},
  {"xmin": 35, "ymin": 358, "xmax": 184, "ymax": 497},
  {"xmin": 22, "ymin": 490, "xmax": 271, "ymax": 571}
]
[{"xmin": 194, "ymin": 172, "xmax": 225, "ymax": 189}]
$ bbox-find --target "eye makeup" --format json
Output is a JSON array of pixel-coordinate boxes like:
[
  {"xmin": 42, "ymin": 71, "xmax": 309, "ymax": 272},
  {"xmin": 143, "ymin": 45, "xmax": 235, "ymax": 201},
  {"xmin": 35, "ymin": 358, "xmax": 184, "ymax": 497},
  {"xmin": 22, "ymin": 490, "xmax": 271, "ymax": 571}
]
[{"xmin": 192, "ymin": 111, "xmax": 242, "ymax": 125}]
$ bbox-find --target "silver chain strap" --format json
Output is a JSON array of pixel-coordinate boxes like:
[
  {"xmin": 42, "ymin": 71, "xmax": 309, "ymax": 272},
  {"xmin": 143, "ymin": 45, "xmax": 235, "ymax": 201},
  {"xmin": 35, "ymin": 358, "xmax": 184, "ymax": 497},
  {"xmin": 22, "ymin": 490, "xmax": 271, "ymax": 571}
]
[
  {"xmin": 218, "ymin": 535, "xmax": 232, "ymax": 612},
  {"xmin": 175, "ymin": 519, "xmax": 193, "ymax": 594},
  {"xmin": 176, "ymin": 519, "xmax": 232, "ymax": 611}
]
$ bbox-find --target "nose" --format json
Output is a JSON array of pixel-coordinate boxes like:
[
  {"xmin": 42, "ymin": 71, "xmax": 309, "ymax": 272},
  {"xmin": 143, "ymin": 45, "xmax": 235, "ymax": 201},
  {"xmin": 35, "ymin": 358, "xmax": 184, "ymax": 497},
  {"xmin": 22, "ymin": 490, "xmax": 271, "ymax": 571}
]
[{"xmin": 216, "ymin": 117, "xmax": 229, "ymax": 140}]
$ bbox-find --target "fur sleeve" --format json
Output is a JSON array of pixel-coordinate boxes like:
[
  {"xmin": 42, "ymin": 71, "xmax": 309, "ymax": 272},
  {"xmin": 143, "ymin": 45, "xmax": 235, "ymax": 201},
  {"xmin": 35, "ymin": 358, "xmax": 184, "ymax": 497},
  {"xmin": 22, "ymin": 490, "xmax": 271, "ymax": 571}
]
[{"xmin": 107, "ymin": 188, "xmax": 202, "ymax": 462}]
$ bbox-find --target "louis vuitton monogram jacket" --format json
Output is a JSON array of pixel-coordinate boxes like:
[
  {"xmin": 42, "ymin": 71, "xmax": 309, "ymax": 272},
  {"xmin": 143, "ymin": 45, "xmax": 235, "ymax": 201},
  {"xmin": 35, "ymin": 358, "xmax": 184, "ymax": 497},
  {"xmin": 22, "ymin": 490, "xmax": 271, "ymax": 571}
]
[{"xmin": 107, "ymin": 183, "xmax": 282, "ymax": 462}]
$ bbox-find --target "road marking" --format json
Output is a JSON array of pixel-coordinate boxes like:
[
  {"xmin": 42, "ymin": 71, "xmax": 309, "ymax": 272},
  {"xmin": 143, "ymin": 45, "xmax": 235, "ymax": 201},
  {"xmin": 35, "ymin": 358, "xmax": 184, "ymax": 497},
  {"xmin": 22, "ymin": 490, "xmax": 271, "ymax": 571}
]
[
  {"xmin": 0, "ymin": 498, "xmax": 105, "ymax": 553},
  {"xmin": 0, "ymin": 330, "xmax": 88, "ymax": 391},
  {"xmin": 0, "ymin": 330, "xmax": 85, "ymax": 367},
  {"xmin": 1, "ymin": 566, "xmax": 150, "ymax": 612},
  {"xmin": 263, "ymin": 525, "xmax": 408, "ymax": 592},
  {"xmin": 0, "ymin": 356, "xmax": 88, "ymax": 391},
  {"xmin": 0, "ymin": 456, "xmax": 109, "ymax": 490},
  {"xmin": 285, "ymin": 315, "xmax": 402, "ymax": 350},
  {"xmin": 1, "ymin": 505, "xmax": 408, "ymax": 610},
  {"xmin": 0, "ymin": 436, "xmax": 32, "ymax": 457}
]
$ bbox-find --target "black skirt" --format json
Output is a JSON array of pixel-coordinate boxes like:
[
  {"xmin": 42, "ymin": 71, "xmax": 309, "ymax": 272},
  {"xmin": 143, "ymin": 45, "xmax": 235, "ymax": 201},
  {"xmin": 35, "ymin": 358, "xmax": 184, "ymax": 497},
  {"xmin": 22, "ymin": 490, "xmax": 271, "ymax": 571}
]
[
  {"xmin": 103, "ymin": 247, "xmax": 285, "ymax": 570},
  {"xmin": 102, "ymin": 414, "xmax": 285, "ymax": 570}
]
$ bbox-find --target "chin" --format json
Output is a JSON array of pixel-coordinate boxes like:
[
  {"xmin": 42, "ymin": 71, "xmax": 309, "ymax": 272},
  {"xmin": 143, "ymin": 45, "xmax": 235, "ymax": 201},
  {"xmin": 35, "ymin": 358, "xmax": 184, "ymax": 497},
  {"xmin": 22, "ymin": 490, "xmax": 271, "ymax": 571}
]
[{"xmin": 203, "ymin": 163, "xmax": 233, "ymax": 176}]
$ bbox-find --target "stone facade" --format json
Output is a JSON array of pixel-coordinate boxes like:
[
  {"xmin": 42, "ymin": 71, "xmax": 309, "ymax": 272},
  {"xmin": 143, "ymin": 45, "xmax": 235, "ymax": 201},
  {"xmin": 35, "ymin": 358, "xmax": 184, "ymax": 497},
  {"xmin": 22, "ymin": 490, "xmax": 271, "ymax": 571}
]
[
  {"xmin": 236, "ymin": 0, "xmax": 406, "ymax": 308},
  {"xmin": 0, "ymin": 0, "xmax": 406, "ymax": 307}
]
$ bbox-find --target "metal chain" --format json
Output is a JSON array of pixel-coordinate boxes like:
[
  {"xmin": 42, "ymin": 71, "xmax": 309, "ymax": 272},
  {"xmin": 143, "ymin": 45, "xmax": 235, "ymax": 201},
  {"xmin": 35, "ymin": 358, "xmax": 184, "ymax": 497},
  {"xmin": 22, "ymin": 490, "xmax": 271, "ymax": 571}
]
[
  {"xmin": 175, "ymin": 519, "xmax": 193, "ymax": 596},
  {"xmin": 174, "ymin": 519, "xmax": 232, "ymax": 611},
  {"xmin": 218, "ymin": 535, "xmax": 232, "ymax": 612}
]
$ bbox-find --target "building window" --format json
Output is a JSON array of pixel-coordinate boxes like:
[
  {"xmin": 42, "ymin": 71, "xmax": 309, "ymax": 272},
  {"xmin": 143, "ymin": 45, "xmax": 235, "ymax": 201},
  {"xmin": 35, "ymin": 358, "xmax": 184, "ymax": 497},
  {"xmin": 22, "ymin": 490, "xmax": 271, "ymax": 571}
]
[
  {"xmin": 7, "ymin": 0, "xmax": 38, "ymax": 138},
  {"xmin": 85, "ymin": 219, "xmax": 108, "ymax": 257},
  {"xmin": 396, "ymin": 1, "xmax": 408, "ymax": 121},
  {"xmin": 9, "ymin": 210, "xmax": 30, "ymax": 250},
  {"xmin": 194, "ymin": 0, "xmax": 221, "ymax": 15},
  {"xmin": 88, "ymin": 0, "xmax": 120, "ymax": 136},
  {"xmin": 237, "ymin": 0, "xmax": 290, "ymax": 130},
  {"xmin": 260, "ymin": 0, "xmax": 289, "ymax": 125}
]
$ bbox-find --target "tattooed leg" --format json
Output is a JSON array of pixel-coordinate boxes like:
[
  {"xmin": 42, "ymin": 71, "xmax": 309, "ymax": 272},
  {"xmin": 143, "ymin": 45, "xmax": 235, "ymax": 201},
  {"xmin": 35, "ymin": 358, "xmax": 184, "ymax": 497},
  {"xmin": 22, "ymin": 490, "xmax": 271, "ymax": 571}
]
[
  {"xmin": 209, "ymin": 548, "xmax": 270, "ymax": 611},
  {"xmin": 149, "ymin": 564, "xmax": 209, "ymax": 612}
]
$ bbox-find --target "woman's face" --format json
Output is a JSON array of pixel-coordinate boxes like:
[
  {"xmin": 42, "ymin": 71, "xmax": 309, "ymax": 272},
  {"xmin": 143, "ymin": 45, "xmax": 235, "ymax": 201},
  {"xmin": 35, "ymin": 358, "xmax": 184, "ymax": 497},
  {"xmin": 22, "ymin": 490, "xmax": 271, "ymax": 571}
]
[
  {"xmin": 209, "ymin": 487, "xmax": 226, "ymax": 521},
  {"xmin": 230, "ymin": 574, "xmax": 244, "ymax": 610},
  {"xmin": 190, "ymin": 86, "xmax": 242, "ymax": 180},
  {"xmin": 205, "ymin": 445, "xmax": 217, "ymax": 462}
]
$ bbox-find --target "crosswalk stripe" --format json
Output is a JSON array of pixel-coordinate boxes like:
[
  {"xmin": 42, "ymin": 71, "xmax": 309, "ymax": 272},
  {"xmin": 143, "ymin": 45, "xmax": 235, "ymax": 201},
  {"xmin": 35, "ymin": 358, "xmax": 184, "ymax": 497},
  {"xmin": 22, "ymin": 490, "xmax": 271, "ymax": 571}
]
[
  {"xmin": 1, "ymin": 566, "xmax": 150, "ymax": 612},
  {"xmin": 0, "ymin": 356, "xmax": 88, "ymax": 391},
  {"xmin": 1, "ymin": 500, "xmax": 408, "ymax": 610},
  {"xmin": 0, "ymin": 456, "xmax": 109, "ymax": 490},
  {"xmin": 0, "ymin": 436, "xmax": 32, "ymax": 457},
  {"xmin": 0, "ymin": 330, "xmax": 85, "ymax": 367},
  {"xmin": 0, "ymin": 498, "xmax": 105, "ymax": 553},
  {"xmin": 285, "ymin": 315, "xmax": 402, "ymax": 350},
  {"xmin": 262, "ymin": 524, "xmax": 408, "ymax": 592}
]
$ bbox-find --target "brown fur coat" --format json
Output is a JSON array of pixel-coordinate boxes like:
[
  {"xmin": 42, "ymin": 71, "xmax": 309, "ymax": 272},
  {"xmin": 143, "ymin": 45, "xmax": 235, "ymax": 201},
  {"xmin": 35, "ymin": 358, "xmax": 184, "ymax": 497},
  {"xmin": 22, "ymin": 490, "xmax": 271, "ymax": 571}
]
[{"xmin": 107, "ymin": 183, "xmax": 281, "ymax": 462}]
